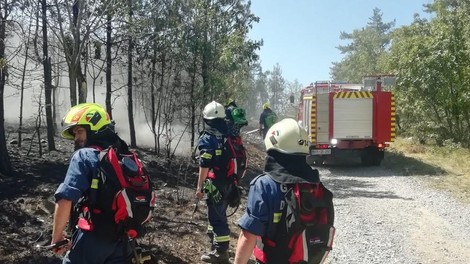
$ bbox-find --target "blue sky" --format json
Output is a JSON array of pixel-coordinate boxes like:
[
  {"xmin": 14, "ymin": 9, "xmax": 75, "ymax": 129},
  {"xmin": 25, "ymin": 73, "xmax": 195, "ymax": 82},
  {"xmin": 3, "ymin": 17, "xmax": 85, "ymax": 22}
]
[{"xmin": 248, "ymin": 0, "xmax": 433, "ymax": 86}]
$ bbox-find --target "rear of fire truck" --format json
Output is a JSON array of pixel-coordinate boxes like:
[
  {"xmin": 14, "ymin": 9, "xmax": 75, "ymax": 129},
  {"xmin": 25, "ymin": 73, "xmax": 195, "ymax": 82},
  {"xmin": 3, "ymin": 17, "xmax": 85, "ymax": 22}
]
[{"xmin": 298, "ymin": 76, "xmax": 396, "ymax": 166}]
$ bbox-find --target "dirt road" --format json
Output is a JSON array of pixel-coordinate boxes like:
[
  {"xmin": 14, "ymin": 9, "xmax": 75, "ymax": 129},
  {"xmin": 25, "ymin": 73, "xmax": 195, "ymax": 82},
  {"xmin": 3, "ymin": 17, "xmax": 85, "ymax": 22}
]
[{"xmin": 320, "ymin": 164, "xmax": 470, "ymax": 264}]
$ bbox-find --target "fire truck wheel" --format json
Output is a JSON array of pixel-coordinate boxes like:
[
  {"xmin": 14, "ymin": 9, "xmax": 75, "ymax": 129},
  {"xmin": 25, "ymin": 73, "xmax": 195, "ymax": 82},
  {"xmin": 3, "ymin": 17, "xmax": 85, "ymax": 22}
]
[
  {"xmin": 361, "ymin": 147, "xmax": 383, "ymax": 166},
  {"xmin": 372, "ymin": 150, "xmax": 385, "ymax": 166}
]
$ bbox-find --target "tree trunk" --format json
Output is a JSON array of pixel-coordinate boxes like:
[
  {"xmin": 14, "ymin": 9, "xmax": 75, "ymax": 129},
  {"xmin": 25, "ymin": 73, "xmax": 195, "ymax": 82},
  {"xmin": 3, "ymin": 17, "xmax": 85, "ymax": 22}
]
[
  {"xmin": 201, "ymin": 31, "xmax": 210, "ymax": 98},
  {"xmin": 201, "ymin": 2, "xmax": 211, "ymax": 99},
  {"xmin": 150, "ymin": 41, "xmax": 157, "ymax": 152},
  {"xmin": 0, "ymin": 3, "xmax": 12, "ymax": 176},
  {"xmin": 105, "ymin": 12, "xmax": 112, "ymax": 118},
  {"xmin": 189, "ymin": 57, "xmax": 197, "ymax": 149},
  {"xmin": 18, "ymin": 20, "xmax": 33, "ymax": 148},
  {"xmin": 69, "ymin": 68, "xmax": 78, "ymax": 106},
  {"xmin": 52, "ymin": 34, "xmax": 59, "ymax": 132},
  {"xmin": 77, "ymin": 67, "xmax": 87, "ymax": 103},
  {"xmin": 42, "ymin": 0, "xmax": 56, "ymax": 151},
  {"xmin": 79, "ymin": 37, "xmax": 88, "ymax": 104},
  {"xmin": 127, "ymin": 0, "xmax": 136, "ymax": 147},
  {"xmin": 68, "ymin": 0, "xmax": 82, "ymax": 106}
]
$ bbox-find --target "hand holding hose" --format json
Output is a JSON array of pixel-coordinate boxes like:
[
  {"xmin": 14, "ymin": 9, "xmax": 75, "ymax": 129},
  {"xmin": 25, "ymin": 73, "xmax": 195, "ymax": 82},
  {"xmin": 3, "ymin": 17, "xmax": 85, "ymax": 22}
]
[
  {"xmin": 196, "ymin": 190, "xmax": 205, "ymax": 200},
  {"xmin": 51, "ymin": 238, "xmax": 71, "ymax": 255},
  {"xmin": 35, "ymin": 238, "xmax": 70, "ymax": 255}
]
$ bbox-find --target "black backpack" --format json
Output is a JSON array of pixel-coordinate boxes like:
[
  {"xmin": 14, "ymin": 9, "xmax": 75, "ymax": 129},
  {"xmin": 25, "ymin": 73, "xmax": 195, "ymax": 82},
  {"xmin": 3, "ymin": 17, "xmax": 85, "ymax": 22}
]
[{"xmin": 72, "ymin": 145, "xmax": 156, "ymax": 241}]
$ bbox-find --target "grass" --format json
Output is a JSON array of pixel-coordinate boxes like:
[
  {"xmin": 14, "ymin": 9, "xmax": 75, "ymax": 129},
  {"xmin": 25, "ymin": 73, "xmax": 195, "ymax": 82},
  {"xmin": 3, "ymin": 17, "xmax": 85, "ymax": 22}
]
[{"xmin": 383, "ymin": 137, "xmax": 470, "ymax": 203}]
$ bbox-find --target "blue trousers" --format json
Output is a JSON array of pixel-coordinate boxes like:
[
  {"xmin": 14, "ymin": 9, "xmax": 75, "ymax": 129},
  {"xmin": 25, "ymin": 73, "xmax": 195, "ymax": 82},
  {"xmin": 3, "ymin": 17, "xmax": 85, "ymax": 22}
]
[
  {"xmin": 62, "ymin": 230, "xmax": 132, "ymax": 264},
  {"xmin": 206, "ymin": 197, "xmax": 230, "ymax": 251}
]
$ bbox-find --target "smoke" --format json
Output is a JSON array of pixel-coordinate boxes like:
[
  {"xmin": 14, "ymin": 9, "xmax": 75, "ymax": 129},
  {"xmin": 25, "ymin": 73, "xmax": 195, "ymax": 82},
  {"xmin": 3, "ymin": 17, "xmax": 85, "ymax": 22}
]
[
  {"xmin": 3, "ymin": 32, "xmax": 196, "ymax": 156},
  {"xmin": 4, "ymin": 80, "xmax": 194, "ymax": 157}
]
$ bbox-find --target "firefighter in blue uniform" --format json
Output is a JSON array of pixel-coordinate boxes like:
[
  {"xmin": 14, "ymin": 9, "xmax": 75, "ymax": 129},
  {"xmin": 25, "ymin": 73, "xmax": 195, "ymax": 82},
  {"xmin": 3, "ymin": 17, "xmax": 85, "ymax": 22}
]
[
  {"xmin": 234, "ymin": 118, "xmax": 321, "ymax": 264},
  {"xmin": 51, "ymin": 103, "xmax": 133, "ymax": 263},
  {"xmin": 196, "ymin": 101, "xmax": 232, "ymax": 263}
]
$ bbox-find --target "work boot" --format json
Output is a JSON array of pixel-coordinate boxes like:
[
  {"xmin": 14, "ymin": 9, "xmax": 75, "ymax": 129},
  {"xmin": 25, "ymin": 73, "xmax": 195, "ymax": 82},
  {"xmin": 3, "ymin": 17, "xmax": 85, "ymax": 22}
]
[{"xmin": 200, "ymin": 249, "xmax": 230, "ymax": 263}]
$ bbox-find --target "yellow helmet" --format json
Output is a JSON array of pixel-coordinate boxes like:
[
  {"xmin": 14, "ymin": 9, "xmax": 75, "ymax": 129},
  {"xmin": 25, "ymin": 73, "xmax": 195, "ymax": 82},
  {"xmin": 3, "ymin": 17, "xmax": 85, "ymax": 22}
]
[
  {"xmin": 263, "ymin": 102, "xmax": 270, "ymax": 109},
  {"xmin": 225, "ymin": 98, "xmax": 236, "ymax": 107},
  {"xmin": 61, "ymin": 103, "xmax": 111, "ymax": 139},
  {"xmin": 264, "ymin": 118, "xmax": 309, "ymax": 155}
]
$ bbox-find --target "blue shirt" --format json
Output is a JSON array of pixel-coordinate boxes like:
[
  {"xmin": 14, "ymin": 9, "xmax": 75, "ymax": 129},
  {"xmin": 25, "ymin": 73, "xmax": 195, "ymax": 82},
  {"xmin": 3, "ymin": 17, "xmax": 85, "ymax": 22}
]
[
  {"xmin": 197, "ymin": 132, "xmax": 225, "ymax": 169},
  {"xmin": 54, "ymin": 148, "xmax": 100, "ymax": 203},
  {"xmin": 238, "ymin": 174, "xmax": 286, "ymax": 237}
]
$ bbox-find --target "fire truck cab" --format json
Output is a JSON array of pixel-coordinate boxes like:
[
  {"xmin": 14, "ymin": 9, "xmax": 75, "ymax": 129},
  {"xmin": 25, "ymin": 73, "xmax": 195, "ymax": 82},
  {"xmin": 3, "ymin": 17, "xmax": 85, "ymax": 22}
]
[{"xmin": 297, "ymin": 77, "xmax": 396, "ymax": 166}]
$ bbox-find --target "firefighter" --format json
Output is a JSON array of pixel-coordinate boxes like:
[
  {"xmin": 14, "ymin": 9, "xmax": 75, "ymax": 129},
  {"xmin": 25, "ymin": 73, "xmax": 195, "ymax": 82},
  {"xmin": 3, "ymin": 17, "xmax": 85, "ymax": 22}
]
[
  {"xmin": 234, "ymin": 118, "xmax": 325, "ymax": 264},
  {"xmin": 196, "ymin": 101, "xmax": 232, "ymax": 263},
  {"xmin": 225, "ymin": 99, "xmax": 248, "ymax": 138},
  {"xmin": 51, "ymin": 103, "xmax": 134, "ymax": 263},
  {"xmin": 259, "ymin": 103, "xmax": 277, "ymax": 139}
]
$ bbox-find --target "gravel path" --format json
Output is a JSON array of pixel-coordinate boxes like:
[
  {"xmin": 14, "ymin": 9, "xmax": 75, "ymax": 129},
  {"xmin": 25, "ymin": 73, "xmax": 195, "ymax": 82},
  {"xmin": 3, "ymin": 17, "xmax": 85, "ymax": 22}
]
[{"xmin": 320, "ymin": 165, "xmax": 470, "ymax": 264}]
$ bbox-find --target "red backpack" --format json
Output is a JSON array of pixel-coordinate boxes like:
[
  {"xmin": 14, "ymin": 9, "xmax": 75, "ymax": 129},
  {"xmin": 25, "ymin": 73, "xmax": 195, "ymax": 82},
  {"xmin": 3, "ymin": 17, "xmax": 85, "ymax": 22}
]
[
  {"xmin": 254, "ymin": 182, "xmax": 335, "ymax": 264},
  {"xmin": 225, "ymin": 136, "xmax": 247, "ymax": 181},
  {"xmin": 224, "ymin": 136, "xmax": 247, "ymax": 208},
  {"xmin": 74, "ymin": 146, "xmax": 156, "ymax": 241}
]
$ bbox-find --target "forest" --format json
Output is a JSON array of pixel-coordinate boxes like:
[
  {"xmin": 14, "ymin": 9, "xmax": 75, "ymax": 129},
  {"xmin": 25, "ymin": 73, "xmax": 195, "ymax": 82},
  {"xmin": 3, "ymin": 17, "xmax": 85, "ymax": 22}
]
[{"xmin": 1, "ymin": 0, "xmax": 470, "ymax": 177}]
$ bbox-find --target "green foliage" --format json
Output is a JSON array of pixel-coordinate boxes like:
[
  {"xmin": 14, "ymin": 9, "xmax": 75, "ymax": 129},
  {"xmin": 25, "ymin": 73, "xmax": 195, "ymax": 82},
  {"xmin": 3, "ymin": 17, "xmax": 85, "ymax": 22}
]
[
  {"xmin": 267, "ymin": 63, "xmax": 285, "ymax": 112},
  {"xmin": 387, "ymin": 3, "xmax": 470, "ymax": 147},
  {"xmin": 331, "ymin": 2, "xmax": 470, "ymax": 148},
  {"xmin": 331, "ymin": 8, "xmax": 395, "ymax": 82}
]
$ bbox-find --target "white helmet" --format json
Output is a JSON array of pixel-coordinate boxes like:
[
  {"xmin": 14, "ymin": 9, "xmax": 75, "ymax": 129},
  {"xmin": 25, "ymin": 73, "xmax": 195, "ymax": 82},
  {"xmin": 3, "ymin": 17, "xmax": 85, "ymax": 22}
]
[
  {"xmin": 203, "ymin": 101, "xmax": 225, "ymax": 120},
  {"xmin": 264, "ymin": 118, "xmax": 309, "ymax": 155}
]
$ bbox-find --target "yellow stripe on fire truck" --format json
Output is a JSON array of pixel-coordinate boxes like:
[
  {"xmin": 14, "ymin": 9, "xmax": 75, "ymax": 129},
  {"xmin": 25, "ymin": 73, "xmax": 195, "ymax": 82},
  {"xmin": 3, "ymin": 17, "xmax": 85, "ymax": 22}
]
[
  {"xmin": 333, "ymin": 91, "xmax": 373, "ymax": 99},
  {"xmin": 390, "ymin": 95, "xmax": 396, "ymax": 142},
  {"xmin": 310, "ymin": 96, "xmax": 317, "ymax": 143}
]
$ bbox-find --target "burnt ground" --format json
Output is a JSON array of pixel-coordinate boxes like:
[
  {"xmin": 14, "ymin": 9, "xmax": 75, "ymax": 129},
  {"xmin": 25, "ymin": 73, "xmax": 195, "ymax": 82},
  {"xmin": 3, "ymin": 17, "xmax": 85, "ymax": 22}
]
[{"xmin": 0, "ymin": 126, "xmax": 266, "ymax": 264}]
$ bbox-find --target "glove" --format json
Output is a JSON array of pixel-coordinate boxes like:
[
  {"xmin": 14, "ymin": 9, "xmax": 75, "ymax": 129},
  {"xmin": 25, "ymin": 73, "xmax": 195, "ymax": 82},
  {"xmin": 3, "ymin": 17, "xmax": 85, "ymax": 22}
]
[
  {"xmin": 211, "ymin": 189, "xmax": 222, "ymax": 203},
  {"xmin": 204, "ymin": 180, "xmax": 222, "ymax": 203}
]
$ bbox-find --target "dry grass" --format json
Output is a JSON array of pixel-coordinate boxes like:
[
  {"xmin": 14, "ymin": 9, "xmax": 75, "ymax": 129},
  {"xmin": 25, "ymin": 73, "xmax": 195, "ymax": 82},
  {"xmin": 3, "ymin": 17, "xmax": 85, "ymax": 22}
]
[{"xmin": 383, "ymin": 137, "xmax": 470, "ymax": 203}]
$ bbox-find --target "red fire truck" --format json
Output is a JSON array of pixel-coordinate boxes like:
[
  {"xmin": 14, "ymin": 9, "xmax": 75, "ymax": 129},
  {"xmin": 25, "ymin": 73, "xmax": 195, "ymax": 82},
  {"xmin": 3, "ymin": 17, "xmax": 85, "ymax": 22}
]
[{"xmin": 297, "ymin": 76, "xmax": 396, "ymax": 166}]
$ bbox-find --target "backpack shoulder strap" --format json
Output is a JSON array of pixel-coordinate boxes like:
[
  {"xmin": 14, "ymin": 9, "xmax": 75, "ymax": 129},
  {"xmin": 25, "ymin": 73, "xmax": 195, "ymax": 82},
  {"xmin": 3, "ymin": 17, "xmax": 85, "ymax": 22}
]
[
  {"xmin": 87, "ymin": 148, "xmax": 110, "ymax": 206},
  {"xmin": 225, "ymin": 136, "xmax": 236, "ymax": 156},
  {"xmin": 99, "ymin": 148, "xmax": 109, "ymax": 162}
]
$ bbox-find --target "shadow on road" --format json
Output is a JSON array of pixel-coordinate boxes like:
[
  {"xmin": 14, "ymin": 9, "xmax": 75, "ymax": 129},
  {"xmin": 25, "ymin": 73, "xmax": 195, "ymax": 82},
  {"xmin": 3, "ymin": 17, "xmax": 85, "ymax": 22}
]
[
  {"xmin": 324, "ymin": 177, "xmax": 414, "ymax": 200},
  {"xmin": 314, "ymin": 151, "xmax": 447, "ymax": 178}
]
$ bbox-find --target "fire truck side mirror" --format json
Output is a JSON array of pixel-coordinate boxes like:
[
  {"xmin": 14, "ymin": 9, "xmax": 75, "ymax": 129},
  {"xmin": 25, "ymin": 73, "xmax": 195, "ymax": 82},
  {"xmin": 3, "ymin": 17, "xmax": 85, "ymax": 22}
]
[{"xmin": 289, "ymin": 94, "xmax": 295, "ymax": 104}]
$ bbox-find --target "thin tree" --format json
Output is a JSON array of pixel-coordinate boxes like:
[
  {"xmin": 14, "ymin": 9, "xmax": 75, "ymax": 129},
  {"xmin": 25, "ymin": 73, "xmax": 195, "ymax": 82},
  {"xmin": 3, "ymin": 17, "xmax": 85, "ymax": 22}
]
[
  {"xmin": 18, "ymin": 15, "xmax": 34, "ymax": 148},
  {"xmin": 126, "ymin": 0, "xmax": 136, "ymax": 147},
  {"xmin": 0, "ymin": 0, "xmax": 14, "ymax": 176},
  {"xmin": 52, "ymin": 0, "xmax": 112, "ymax": 106},
  {"xmin": 41, "ymin": 0, "xmax": 56, "ymax": 151},
  {"xmin": 105, "ymin": 11, "xmax": 113, "ymax": 118}
]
